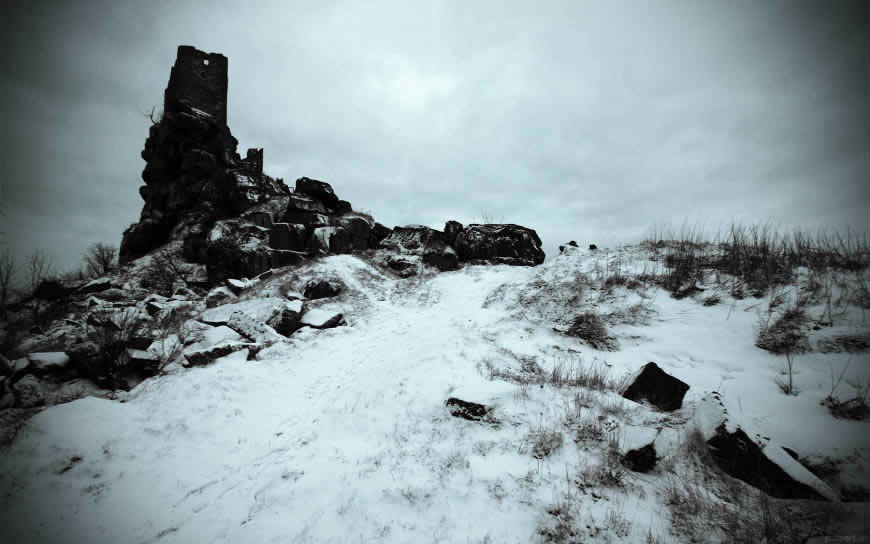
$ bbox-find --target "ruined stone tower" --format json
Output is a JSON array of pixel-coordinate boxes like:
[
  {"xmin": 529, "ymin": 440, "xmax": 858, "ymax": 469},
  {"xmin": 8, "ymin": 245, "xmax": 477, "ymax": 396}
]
[
  {"xmin": 120, "ymin": 46, "xmax": 289, "ymax": 264},
  {"xmin": 163, "ymin": 45, "xmax": 228, "ymax": 126}
]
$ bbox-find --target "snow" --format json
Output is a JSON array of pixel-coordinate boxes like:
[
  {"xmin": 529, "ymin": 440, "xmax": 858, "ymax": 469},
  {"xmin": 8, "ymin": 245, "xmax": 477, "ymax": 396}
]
[
  {"xmin": 298, "ymin": 308, "xmax": 343, "ymax": 328},
  {"xmin": 26, "ymin": 352, "xmax": 71, "ymax": 370},
  {"xmin": 199, "ymin": 298, "xmax": 288, "ymax": 325},
  {"xmin": 0, "ymin": 251, "xmax": 868, "ymax": 543}
]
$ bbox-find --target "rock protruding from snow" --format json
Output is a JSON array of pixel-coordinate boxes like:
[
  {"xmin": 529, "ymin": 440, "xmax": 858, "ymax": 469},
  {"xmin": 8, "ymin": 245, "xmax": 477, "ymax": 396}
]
[
  {"xmin": 182, "ymin": 325, "xmax": 256, "ymax": 366},
  {"xmin": 707, "ymin": 424, "xmax": 836, "ymax": 501},
  {"xmin": 205, "ymin": 286, "xmax": 237, "ymax": 308},
  {"xmin": 267, "ymin": 300, "xmax": 304, "ymax": 337},
  {"xmin": 692, "ymin": 393, "xmax": 839, "ymax": 501},
  {"xmin": 199, "ymin": 298, "xmax": 289, "ymax": 325},
  {"xmin": 26, "ymin": 352, "xmax": 73, "ymax": 378},
  {"xmin": 299, "ymin": 309, "xmax": 344, "ymax": 329},
  {"xmin": 446, "ymin": 397, "xmax": 492, "ymax": 422},
  {"xmin": 303, "ymin": 279, "xmax": 342, "ymax": 300},
  {"xmin": 453, "ymin": 224, "xmax": 545, "ymax": 266},
  {"xmin": 621, "ymin": 442, "xmax": 657, "ymax": 472},
  {"xmin": 227, "ymin": 311, "xmax": 283, "ymax": 345},
  {"xmin": 621, "ymin": 362, "xmax": 689, "ymax": 412},
  {"xmin": 295, "ymin": 177, "xmax": 340, "ymax": 209},
  {"xmin": 379, "ymin": 226, "xmax": 460, "ymax": 271}
]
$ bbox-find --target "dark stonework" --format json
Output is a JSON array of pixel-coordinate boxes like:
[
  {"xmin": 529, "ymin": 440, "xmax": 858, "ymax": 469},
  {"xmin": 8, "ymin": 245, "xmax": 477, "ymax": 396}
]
[
  {"xmin": 120, "ymin": 45, "xmax": 289, "ymax": 264},
  {"xmin": 452, "ymin": 224, "xmax": 545, "ymax": 266}
]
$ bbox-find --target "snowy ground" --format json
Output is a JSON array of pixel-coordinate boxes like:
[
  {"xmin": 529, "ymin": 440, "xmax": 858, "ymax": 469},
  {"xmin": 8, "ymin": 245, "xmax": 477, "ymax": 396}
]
[{"xmin": 1, "ymin": 249, "xmax": 868, "ymax": 543}]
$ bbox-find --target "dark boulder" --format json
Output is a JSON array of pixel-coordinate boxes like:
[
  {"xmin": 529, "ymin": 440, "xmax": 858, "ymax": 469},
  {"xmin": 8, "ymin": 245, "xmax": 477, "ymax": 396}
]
[
  {"xmin": 294, "ymin": 177, "xmax": 340, "ymax": 209},
  {"xmin": 707, "ymin": 425, "xmax": 830, "ymax": 500},
  {"xmin": 423, "ymin": 249, "xmax": 460, "ymax": 271},
  {"xmin": 335, "ymin": 200, "xmax": 352, "ymax": 214},
  {"xmin": 336, "ymin": 216, "xmax": 373, "ymax": 251},
  {"xmin": 446, "ymin": 397, "xmax": 492, "ymax": 422},
  {"xmin": 453, "ymin": 224, "xmax": 545, "ymax": 266},
  {"xmin": 308, "ymin": 226, "xmax": 353, "ymax": 254},
  {"xmin": 280, "ymin": 209, "xmax": 331, "ymax": 227},
  {"xmin": 622, "ymin": 362, "xmax": 689, "ymax": 412},
  {"xmin": 387, "ymin": 256, "xmax": 416, "ymax": 272},
  {"xmin": 270, "ymin": 223, "xmax": 307, "ymax": 251},
  {"xmin": 369, "ymin": 223, "xmax": 392, "ymax": 249},
  {"xmin": 303, "ymin": 279, "xmax": 343, "ymax": 300},
  {"xmin": 589, "ymin": 244, "xmax": 597, "ymax": 250},
  {"xmin": 444, "ymin": 220, "xmax": 464, "ymax": 245},
  {"xmin": 34, "ymin": 280, "xmax": 74, "ymax": 301},
  {"xmin": 285, "ymin": 193, "xmax": 330, "ymax": 214},
  {"xmin": 267, "ymin": 300, "xmax": 304, "ymax": 337},
  {"xmin": 621, "ymin": 443, "xmax": 657, "ymax": 473}
]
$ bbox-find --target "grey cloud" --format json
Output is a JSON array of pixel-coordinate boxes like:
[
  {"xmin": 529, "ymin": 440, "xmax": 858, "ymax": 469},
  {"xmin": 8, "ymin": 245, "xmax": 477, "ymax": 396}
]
[{"xmin": 1, "ymin": 0, "xmax": 868, "ymax": 276}]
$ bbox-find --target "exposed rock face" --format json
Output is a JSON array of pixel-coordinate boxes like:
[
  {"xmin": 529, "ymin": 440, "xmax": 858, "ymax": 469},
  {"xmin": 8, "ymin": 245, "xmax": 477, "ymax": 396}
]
[
  {"xmin": 120, "ymin": 45, "xmax": 289, "ymax": 264},
  {"xmin": 453, "ymin": 224, "xmax": 545, "ymax": 266},
  {"xmin": 379, "ymin": 226, "xmax": 460, "ymax": 271},
  {"xmin": 303, "ymin": 279, "xmax": 342, "ymax": 300},
  {"xmin": 622, "ymin": 362, "xmax": 689, "ymax": 412}
]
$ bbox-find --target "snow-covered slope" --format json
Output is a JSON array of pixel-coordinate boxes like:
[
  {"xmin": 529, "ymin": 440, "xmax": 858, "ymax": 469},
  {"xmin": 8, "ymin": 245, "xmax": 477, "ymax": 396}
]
[{"xmin": 1, "ymin": 249, "xmax": 868, "ymax": 543}]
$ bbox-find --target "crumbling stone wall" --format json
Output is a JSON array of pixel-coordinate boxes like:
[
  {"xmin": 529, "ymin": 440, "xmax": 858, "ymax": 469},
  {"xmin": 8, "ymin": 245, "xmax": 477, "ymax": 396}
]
[{"xmin": 164, "ymin": 46, "xmax": 228, "ymax": 126}]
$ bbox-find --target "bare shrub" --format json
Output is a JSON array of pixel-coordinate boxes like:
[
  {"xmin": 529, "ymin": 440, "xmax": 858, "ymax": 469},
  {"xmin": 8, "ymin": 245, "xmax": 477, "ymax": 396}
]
[
  {"xmin": 27, "ymin": 250, "xmax": 52, "ymax": 325},
  {"xmin": 84, "ymin": 307, "xmax": 149, "ymax": 391},
  {"xmin": 141, "ymin": 247, "xmax": 188, "ymax": 296},
  {"xmin": 84, "ymin": 242, "xmax": 117, "ymax": 277},
  {"xmin": 565, "ymin": 312, "xmax": 618, "ymax": 350},
  {"xmin": 0, "ymin": 249, "xmax": 16, "ymax": 320}
]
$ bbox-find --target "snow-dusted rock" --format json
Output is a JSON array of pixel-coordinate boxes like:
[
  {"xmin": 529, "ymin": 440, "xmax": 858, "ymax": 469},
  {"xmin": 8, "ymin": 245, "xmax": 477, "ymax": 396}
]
[
  {"xmin": 694, "ymin": 393, "xmax": 839, "ymax": 501},
  {"xmin": 299, "ymin": 309, "xmax": 344, "ymax": 329},
  {"xmin": 171, "ymin": 286, "xmax": 199, "ymax": 301},
  {"xmin": 205, "ymin": 286, "xmax": 236, "ymax": 308},
  {"xmin": 199, "ymin": 297, "xmax": 289, "ymax": 325},
  {"xmin": 226, "ymin": 277, "xmax": 259, "ymax": 295},
  {"xmin": 283, "ymin": 290, "xmax": 305, "ymax": 301},
  {"xmin": 181, "ymin": 325, "xmax": 258, "ymax": 366},
  {"xmin": 26, "ymin": 352, "xmax": 73, "ymax": 378},
  {"xmin": 183, "ymin": 341, "xmax": 257, "ymax": 367},
  {"xmin": 143, "ymin": 293, "xmax": 169, "ymax": 305},
  {"xmin": 303, "ymin": 279, "xmax": 342, "ymax": 300},
  {"xmin": 267, "ymin": 299, "xmax": 304, "ymax": 337},
  {"xmin": 187, "ymin": 325, "xmax": 245, "ymax": 349},
  {"xmin": 75, "ymin": 277, "xmax": 112, "ymax": 295},
  {"xmin": 227, "ymin": 311, "xmax": 283, "ymax": 345},
  {"xmin": 147, "ymin": 335, "xmax": 182, "ymax": 360},
  {"xmin": 13, "ymin": 375, "xmax": 45, "ymax": 408}
]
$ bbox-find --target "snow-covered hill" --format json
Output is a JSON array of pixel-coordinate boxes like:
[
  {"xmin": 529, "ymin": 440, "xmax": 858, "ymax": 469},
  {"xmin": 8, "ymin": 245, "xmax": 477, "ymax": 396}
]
[{"xmin": 1, "ymin": 247, "xmax": 868, "ymax": 543}]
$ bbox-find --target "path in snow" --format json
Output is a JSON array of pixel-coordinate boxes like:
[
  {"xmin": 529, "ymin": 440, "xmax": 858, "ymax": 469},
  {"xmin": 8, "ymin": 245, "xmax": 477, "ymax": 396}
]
[{"xmin": 1, "ymin": 264, "xmax": 548, "ymax": 544}]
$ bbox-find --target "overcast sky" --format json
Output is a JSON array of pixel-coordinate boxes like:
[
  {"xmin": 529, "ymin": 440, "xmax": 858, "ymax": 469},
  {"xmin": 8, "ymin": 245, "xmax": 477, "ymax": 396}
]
[{"xmin": 1, "ymin": 0, "xmax": 868, "ymax": 276}]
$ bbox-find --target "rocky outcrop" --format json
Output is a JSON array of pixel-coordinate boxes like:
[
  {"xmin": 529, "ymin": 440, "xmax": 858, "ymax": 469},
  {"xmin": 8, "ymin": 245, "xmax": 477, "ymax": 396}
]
[
  {"xmin": 303, "ymin": 279, "xmax": 342, "ymax": 300},
  {"xmin": 120, "ymin": 46, "xmax": 290, "ymax": 264},
  {"xmin": 453, "ymin": 224, "xmax": 545, "ymax": 266},
  {"xmin": 379, "ymin": 226, "xmax": 460, "ymax": 271}
]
